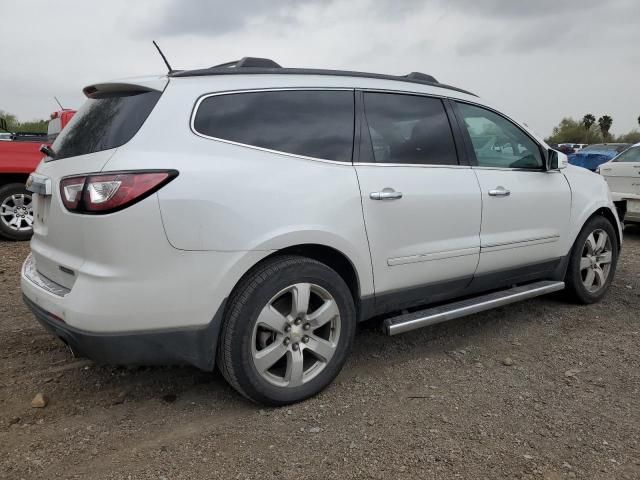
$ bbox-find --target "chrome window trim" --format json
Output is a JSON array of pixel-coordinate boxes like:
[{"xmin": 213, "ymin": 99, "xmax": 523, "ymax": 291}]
[
  {"xmin": 190, "ymin": 87, "xmax": 355, "ymax": 166},
  {"xmin": 356, "ymin": 162, "xmax": 470, "ymax": 169}
]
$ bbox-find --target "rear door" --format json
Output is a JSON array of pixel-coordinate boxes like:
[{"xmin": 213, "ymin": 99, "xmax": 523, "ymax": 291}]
[
  {"xmin": 452, "ymin": 101, "xmax": 571, "ymax": 278},
  {"xmin": 354, "ymin": 92, "xmax": 481, "ymax": 311}
]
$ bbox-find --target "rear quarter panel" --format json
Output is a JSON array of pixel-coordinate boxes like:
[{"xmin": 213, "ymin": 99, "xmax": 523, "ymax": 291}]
[{"xmin": 101, "ymin": 78, "xmax": 375, "ymax": 298}]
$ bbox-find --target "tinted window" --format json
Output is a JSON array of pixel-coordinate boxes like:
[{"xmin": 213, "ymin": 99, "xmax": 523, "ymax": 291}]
[
  {"xmin": 50, "ymin": 91, "xmax": 161, "ymax": 161},
  {"xmin": 194, "ymin": 90, "xmax": 354, "ymax": 162},
  {"xmin": 456, "ymin": 103, "xmax": 543, "ymax": 169},
  {"xmin": 614, "ymin": 145, "xmax": 640, "ymax": 163},
  {"xmin": 361, "ymin": 93, "xmax": 458, "ymax": 165}
]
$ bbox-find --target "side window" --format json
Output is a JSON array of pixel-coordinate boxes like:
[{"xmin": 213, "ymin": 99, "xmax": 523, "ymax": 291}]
[
  {"xmin": 193, "ymin": 90, "xmax": 354, "ymax": 162},
  {"xmin": 614, "ymin": 146, "xmax": 640, "ymax": 163},
  {"xmin": 456, "ymin": 102, "xmax": 543, "ymax": 169},
  {"xmin": 361, "ymin": 92, "xmax": 458, "ymax": 165}
]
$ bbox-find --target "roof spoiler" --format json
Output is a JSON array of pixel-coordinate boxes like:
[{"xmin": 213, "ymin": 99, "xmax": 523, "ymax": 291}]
[{"xmin": 83, "ymin": 77, "xmax": 168, "ymax": 99}]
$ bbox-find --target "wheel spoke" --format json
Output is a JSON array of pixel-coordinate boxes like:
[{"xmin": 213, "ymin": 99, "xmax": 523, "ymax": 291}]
[
  {"xmin": 0, "ymin": 209, "xmax": 14, "ymax": 217},
  {"xmin": 595, "ymin": 232, "xmax": 607, "ymax": 254},
  {"xmin": 257, "ymin": 305, "xmax": 287, "ymax": 333},
  {"xmin": 598, "ymin": 251, "xmax": 612, "ymax": 265},
  {"xmin": 593, "ymin": 266, "xmax": 606, "ymax": 287},
  {"xmin": 305, "ymin": 335, "xmax": 336, "ymax": 363},
  {"xmin": 579, "ymin": 257, "xmax": 592, "ymax": 271},
  {"xmin": 12, "ymin": 195, "xmax": 23, "ymax": 207},
  {"xmin": 285, "ymin": 349, "xmax": 304, "ymax": 387},
  {"xmin": 291, "ymin": 283, "xmax": 311, "ymax": 317},
  {"xmin": 254, "ymin": 342, "xmax": 287, "ymax": 373},
  {"xmin": 307, "ymin": 299, "xmax": 339, "ymax": 329},
  {"xmin": 585, "ymin": 233, "xmax": 597, "ymax": 254},
  {"xmin": 583, "ymin": 269, "xmax": 595, "ymax": 288}
]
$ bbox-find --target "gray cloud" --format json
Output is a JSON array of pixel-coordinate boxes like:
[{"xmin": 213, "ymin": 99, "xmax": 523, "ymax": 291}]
[
  {"xmin": 1, "ymin": 0, "xmax": 639, "ymax": 137},
  {"xmin": 150, "ymin": 0, "xmax": 332, "ymax": 36}
]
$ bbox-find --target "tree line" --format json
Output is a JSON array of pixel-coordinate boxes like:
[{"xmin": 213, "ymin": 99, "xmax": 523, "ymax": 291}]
[
  {"xmin": 0, "ymin": 110, "xmax": 48, "ymax": 134},
  {"xmin": 546, "ymin": 114, "xmax": 640, "ymax": 145}
]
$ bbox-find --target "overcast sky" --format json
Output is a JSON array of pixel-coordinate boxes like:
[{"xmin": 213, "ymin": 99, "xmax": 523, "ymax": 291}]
[{"xmin": 1, "ymin": 0, "xmax": 638, "ymax": 137}]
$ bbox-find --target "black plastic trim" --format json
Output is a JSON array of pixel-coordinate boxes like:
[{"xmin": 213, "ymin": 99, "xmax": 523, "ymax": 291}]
[
  {"xmin": 23, "ymin": 295, "xmax": 226, "ymax": 371},
  {"xmin": 360, "ymin": 257, "xmax": 568, "ymax": 321},
  {"xmin": 170, "ymin": 67, "xmax": 477, "ymax": 97}
]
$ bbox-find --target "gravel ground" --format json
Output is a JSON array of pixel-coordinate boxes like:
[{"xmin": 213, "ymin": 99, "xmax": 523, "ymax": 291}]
[{"xmin": 1, "ymin": 228, "xmax": 639, "ymax": 480}]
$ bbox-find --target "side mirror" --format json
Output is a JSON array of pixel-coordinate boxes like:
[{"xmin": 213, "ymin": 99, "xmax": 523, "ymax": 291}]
[{"xmin": 546, "ymin": 149, "xmax": 567, "ymax": 170}]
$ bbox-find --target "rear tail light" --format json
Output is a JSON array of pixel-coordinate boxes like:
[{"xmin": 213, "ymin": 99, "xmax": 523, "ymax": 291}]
[{"xmin": 59, "ymin": 170, "xmax": 178, "ymax": 214}]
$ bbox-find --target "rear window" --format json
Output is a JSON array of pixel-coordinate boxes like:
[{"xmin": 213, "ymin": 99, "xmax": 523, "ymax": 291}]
[
  {"xmin": 193, "ymin": 90, "xmax": 354, "ymax": 162},
  {"xmin": 49, "ymin": 90, "xmax": 161, "ymax": 161}
]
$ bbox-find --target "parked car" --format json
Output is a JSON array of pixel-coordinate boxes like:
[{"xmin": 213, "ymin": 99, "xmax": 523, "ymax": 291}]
[
  {"xmin": 568, "ymin": 143, "xmax": 631, "ymax": 171},
  {"xmin": 21, "ymin": 58, "xmax": 621, "ymax": 405},
  {"xmin": 597, "ymin": 142, "xmax": 640, "ymax": 224},
  {"xmin": 0, "ymin": 109, "xmax": 75, "ymax": 240}
]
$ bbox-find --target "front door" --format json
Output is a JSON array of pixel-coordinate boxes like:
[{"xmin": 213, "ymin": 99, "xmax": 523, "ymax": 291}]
[
  {"xmin": 355, "ymin": 92, "xmax": 482, "ymax": 311},
  {"xmin": 452, "ymin": 101, "xmax": 571, "ymax": 277}
]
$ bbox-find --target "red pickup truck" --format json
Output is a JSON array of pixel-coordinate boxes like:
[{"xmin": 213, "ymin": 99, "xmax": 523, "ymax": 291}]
[{"xmin": 0, "ymin": 110, "xmax": 75, "ymax": 240}]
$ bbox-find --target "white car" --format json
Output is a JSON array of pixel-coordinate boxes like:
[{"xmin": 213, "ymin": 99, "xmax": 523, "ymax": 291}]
[
  {"xmin": 597, "ymin": 142, "xmax": 640, "ymax": 224},
  {"xmin": 21, "ymin": 58, "xmax": 622, "ymax": 405}
]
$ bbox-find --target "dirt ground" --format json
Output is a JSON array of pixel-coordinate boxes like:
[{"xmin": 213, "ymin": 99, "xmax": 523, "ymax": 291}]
[{"xmin": 1, "ymin": 229, "xmax": 639, "ymax": 480}]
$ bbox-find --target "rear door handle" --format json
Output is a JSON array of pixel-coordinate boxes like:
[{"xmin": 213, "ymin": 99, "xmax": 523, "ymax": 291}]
[
  {"xmin": 370, "ymin": 188, "xmax": 403, "ymax": 201},
  {"xmin": 488, "ymin": 186, "xmax": 511, "ymax": 197}
]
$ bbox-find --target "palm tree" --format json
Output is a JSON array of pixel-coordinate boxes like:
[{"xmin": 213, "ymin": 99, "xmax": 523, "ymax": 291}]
[
  {"xmin": 598, "ymin": 115, "xmax": 613, "ymax": 141},
  {"xmin": 582, "ymin": 114, "xmax": 596, "ymax": 142}
]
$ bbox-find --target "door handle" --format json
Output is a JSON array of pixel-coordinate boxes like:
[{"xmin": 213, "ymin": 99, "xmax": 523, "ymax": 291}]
[
  {"xmin": 488, "ymin": 186, "xmax": 511, "ymax": 197},
  {"xmin": 370, "ymin": 188, "xmax": 403, "ymax": 201}
]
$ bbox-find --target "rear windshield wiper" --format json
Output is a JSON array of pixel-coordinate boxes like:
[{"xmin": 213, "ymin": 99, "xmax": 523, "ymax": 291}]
[{"xmin": 40, "ymin": 144, "xmax": 56, "ymax": 159}]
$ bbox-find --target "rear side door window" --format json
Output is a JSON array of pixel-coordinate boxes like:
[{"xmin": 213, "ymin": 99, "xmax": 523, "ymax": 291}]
[
  {"xmin": 455, "ymin": 102, "xmax": 543, "ymax": 169},
  {"xmin": 193, "ymin": 90, "xmax": 354, "ymax": 163},
  {"xmin": 360, "ymin": 92, "xmax": 459, "ymax": 166}
]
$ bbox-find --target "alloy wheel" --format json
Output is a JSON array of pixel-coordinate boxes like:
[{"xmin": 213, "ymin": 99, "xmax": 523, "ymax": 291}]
[
  {"xmin": 580, "ymin": 229, "xmax": 613, "ymax": 293},
  {"xmin": 0, "ymin": 193, "xmax": 34, "ymax": 232},
  {"xmin": 251, "ymin": 282, "xmax": 341, "ymax": 388}
]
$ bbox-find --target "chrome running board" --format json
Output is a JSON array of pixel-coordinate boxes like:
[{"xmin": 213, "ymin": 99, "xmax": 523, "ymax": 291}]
[{"xmin": 384, "ymin": 280, "xmax": 565, "ymax": 336}]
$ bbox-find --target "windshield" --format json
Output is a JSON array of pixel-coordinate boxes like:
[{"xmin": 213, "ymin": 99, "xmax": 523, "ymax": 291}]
[
  {"xmin": 49, "ymin": 90, "xmax": 161, "ymax": 161},
  {"xmin": 613, "ymin": 145, "xmax": 640, "ymax": 163},
  {"xmin": 581, "ymin": 144, "xmax": 629, "ymax": 153}
]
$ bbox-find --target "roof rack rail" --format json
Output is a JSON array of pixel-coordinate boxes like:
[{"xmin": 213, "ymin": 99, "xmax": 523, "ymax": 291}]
[
  {"xmin": 405, "ymin": 72, "xmax": 438, "ymax": 83},
  {"xmin": 212, "ymin": 57, "xmax": 282, "ymax": 69},
  {"xmin": 171, "ymin": 60, "xmax": 476, "ymax": 97}
]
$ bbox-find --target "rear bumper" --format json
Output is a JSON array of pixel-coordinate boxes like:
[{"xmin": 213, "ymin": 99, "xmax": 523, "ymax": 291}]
[{"xmin": 23, "ymin": 294, "xmax": 223, "ymax": 371}]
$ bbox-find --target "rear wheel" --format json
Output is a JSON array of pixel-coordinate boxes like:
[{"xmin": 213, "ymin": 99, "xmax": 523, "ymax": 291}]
[
  {"xmin": 0, "ymin": 183, "xmax": 34, "ymax": 241},
  {"xmin": 218, "ymin": 255, "xmax": 356, "ymax": 406},
  {"xmin": 564, "ymin": 216, "xmax": 618, "ymax": 304}
]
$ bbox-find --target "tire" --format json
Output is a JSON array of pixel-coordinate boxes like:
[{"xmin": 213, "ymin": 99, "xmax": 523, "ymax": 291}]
[
  {"xmin": 564, "ymin": 215, "xmax": 618, "ymax": 304},
  {"xmin": 217, "ymin": 255, "xmax": 356, "ymax": 406},
  {"xmin": 0, "ymin": 183, "xmax": 34, "ymax": 241}
]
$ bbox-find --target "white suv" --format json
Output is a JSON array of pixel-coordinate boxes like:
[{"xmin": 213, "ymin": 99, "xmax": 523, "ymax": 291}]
[{"xmin": 21, "ymin": 58, "xmax": 621, "ymax": 405}]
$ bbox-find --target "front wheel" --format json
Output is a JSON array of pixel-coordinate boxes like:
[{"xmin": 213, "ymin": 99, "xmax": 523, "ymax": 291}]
[
  {"xmin": 217, "ymin": 255, "xmax": 356, "ymax": 406},
  {"xmin": 0, "ymin": 183, "xmax": 34, "ymax": 241},
  {"xmin": 564, "ymin": 216, "xmax": 619, "ymax": 304}
]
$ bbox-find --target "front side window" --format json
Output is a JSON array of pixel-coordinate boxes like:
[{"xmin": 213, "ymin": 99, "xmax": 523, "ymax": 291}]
[
  {"xmin": 193, "ymin": 90, "xmax": 354, "ymax": 162},
  {"xmin": 361, "ymin": 92, "xmax": 458, "ymax": 165},
  {"xmin": 456, "ymin": 102, "xmax": 543, "ymax": 169},
  {"xmin": 614, "ymin": 146, "xmax": 640, "ymax": 163}
]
